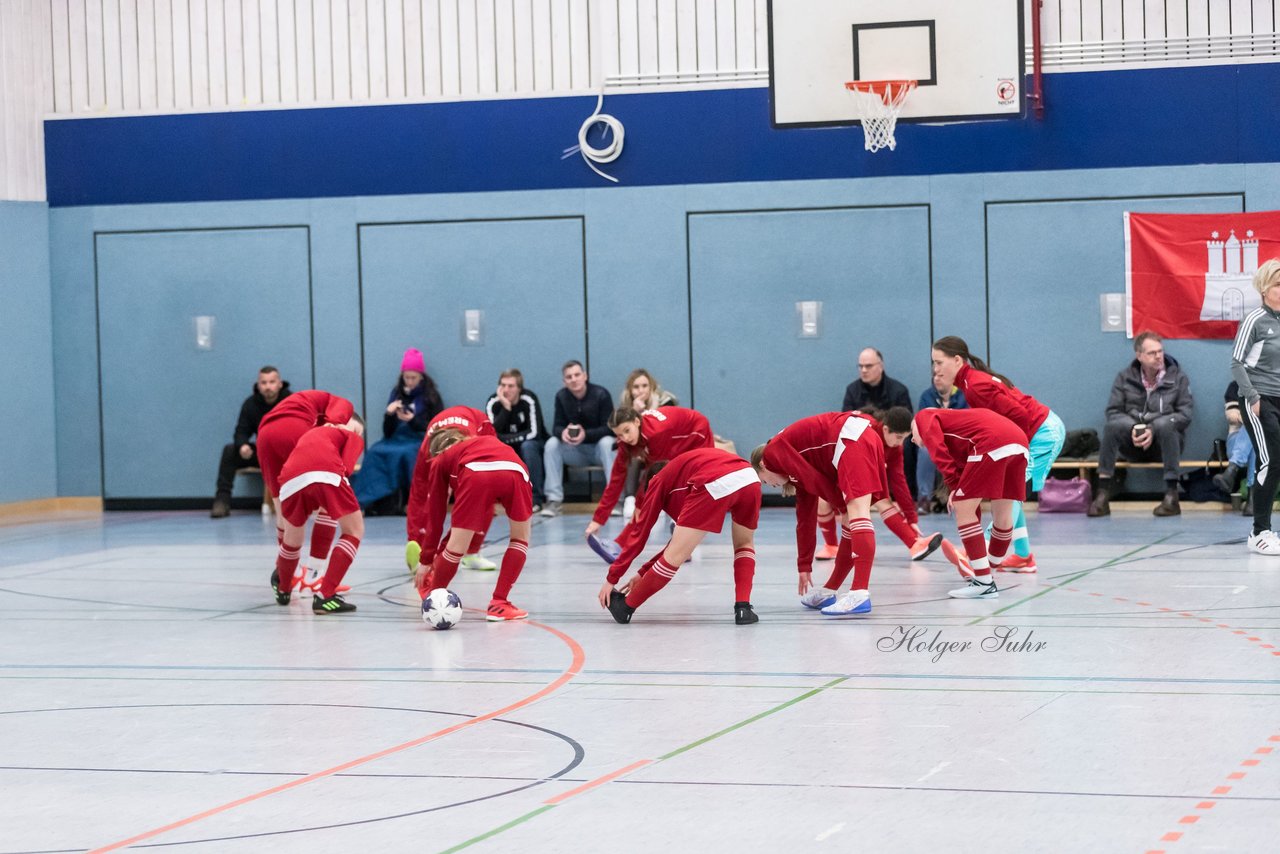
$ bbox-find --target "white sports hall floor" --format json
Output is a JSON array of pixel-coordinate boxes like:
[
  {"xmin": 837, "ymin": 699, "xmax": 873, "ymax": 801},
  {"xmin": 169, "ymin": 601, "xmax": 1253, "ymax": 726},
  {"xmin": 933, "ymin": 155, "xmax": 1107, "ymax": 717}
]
[{"xmin": 1, "ymin": 505, "xmax": 1276, "ymax": 854}]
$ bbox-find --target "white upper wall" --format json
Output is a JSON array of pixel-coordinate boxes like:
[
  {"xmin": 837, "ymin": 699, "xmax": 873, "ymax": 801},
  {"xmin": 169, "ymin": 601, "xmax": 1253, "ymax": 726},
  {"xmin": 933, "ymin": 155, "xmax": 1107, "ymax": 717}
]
[{"xmin": 3, "ymin": 0, "xmax": 1279, "ymax": 201}]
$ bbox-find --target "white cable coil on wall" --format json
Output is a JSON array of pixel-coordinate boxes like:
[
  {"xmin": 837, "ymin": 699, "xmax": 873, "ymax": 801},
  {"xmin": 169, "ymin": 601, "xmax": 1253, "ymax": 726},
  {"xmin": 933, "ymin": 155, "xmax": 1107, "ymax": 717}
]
[{"xmin": 565, "ymin": 93, "xmax": 624, "ymax": 184}]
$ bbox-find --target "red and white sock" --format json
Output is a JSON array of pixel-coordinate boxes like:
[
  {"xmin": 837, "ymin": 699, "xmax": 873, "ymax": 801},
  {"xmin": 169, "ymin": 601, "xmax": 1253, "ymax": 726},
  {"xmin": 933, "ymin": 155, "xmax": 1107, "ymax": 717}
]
[
  {"xmin": 878, "ymin": 503, "xmax": 916, "ymax": 548},
  {"xmin": 309, "ymin": 512, "xmax": 338, "ymax": 563},
  {"xmin": 430, "ymin": 546, "xmax": 465, "ymax": 591},
  {"xmin": 275, "ymin": 543, "xmax": 301, "ymax": 589},
  {"xmin": 733, "ymin": 546, "xmax": 755, "ymax": 602},
  {"xmin": 958, "ymin": 521, "xmax": 991, "ymax": 578},
  {"xmin": 626, "ymin": 554, "xmax": 679, "ymax": 608},
  {"xmin": 988, "ymin": 524, "xmax": 1014, "ymax": 568},
  {"xmin": 492, "ymin": 539, "xmax": 528, "ymax": 602},
  {"xmin": 821, "ymin": 536, "xmax": 855, "ymax": 590},
  {"xmin": 817, "ymin": 509, "xmax": 839, "ymax": 547},
  {"xmin": 846, "ymin": 518, "xmax": 877, "ymax": 590},
  {"xmin": 318, "ymin": 535, "xmax": 359, "ymax": 598}
]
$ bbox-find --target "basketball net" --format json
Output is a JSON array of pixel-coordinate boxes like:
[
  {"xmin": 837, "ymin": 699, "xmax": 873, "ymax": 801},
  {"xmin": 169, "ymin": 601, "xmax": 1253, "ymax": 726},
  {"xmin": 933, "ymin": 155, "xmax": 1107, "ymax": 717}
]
[{"xmin": 845, "ymin": 80, "xmax": 917, "ymax": 153}]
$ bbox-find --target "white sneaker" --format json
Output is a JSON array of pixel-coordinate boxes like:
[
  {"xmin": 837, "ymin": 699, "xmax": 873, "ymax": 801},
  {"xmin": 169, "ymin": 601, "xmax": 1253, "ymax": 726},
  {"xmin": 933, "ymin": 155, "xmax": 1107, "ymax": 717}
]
[
  {"xmin": 1247, "ymin": 531, "xmax": 1280, "ymax": 555},
  {"xmin": 820, "ymin": 589, "xmax": 872, "ymax": 616},
  {"xmin": 622, "ymin": 495, "xmax": 636, "ymax": 519},
  {"xmin": 799, "ymin": 587, "xmax": 837, "ymax": 609},
  {"xmin": 949, "ymin": 577, "xmax": 999, "ymax": 599},
  {"xmin": 540, "ymin": 500, "xmax": 562, "ymax": 518},
  {"xmin": 460, "ymin": 553, "xmax": 498, "ymax": 571}
]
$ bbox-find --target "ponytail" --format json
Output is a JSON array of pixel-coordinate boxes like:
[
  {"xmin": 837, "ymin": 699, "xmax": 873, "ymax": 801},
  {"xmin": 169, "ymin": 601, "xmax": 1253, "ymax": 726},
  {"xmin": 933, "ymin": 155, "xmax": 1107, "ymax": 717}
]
[{"xmin": 932, "ymin": 335, "xmax": 1017, "ymax": 389}]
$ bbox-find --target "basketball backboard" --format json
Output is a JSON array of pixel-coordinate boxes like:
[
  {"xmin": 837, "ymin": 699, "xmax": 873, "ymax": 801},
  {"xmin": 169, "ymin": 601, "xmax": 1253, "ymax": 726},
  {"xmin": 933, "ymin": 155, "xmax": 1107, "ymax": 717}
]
[{"xmin": 768, "ymin": 0, "xmax": 1025, "ymax": 127}]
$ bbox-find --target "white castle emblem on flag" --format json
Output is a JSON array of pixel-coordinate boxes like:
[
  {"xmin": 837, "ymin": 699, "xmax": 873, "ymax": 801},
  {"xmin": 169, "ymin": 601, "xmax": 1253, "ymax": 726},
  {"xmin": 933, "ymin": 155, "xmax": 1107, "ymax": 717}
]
[{"xmin": 1201, "ymin": 229, "xmax": 1261, "ymax": 321}]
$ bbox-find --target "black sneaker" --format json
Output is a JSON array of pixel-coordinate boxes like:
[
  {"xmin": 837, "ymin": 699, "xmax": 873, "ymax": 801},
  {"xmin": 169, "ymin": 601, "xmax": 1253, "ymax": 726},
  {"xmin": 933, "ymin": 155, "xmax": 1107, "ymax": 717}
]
[
  {"xmin": 312, "ymin": 594, "xmax": 357, "ymax": 614},
  {"xmin": 270, "ymin": 570, "xmax": 290, "ymax": 606},
  {"xmin": 607, "ymin": 590, "xmax": 634, "ymax": 624},
  {"xmin": 734, "ymin": 602, "xmax": 759, "ymax": 625}
]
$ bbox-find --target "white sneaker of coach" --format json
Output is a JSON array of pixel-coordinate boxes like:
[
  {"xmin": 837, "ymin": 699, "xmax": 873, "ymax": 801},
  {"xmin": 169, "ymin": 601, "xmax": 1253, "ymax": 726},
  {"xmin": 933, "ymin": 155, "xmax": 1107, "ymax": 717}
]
[{"xmin": 1247, "ymin": 530, "xmax": 1280, "ymax": 556}]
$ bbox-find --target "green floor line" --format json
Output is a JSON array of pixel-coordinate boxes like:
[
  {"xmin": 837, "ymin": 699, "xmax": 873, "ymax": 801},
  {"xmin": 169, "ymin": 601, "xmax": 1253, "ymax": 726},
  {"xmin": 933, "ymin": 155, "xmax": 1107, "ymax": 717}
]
[
  {"xmin": 439, "ymin": 676, "xmax": 849, "ymax": 853},
  {"xmin": 967, "ymin": 535, "xmax": 1176, "ymax": 626}
]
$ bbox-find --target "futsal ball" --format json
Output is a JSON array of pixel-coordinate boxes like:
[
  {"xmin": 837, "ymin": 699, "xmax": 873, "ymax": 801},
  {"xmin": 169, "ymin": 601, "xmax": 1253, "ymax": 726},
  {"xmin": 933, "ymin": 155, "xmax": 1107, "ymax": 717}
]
[{"xmin": 422, "ymin": 588, "xmax": 463, "ymax": 630}]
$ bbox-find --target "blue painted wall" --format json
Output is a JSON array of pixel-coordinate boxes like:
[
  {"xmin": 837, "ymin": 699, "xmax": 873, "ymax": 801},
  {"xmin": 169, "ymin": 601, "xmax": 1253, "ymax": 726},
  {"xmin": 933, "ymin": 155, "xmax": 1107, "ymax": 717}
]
[
  {"xmin": 46, "ymin": 163, "xmax": 1280, "ymax": 498},
  {"xmin": 0, "ymin": 202, "xmax": 56, "ymax": 503},
  {"xmin": 39, "ymin": 63, "xmax": 1280, "ymax": 499}
]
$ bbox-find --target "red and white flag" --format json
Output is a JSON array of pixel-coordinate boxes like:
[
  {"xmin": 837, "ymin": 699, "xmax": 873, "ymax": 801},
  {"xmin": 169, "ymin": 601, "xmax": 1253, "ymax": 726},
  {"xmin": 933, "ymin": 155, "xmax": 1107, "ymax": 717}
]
[{"xmin": 1125, "ymin": 210, "xmax": 1280, "ymax": 339}]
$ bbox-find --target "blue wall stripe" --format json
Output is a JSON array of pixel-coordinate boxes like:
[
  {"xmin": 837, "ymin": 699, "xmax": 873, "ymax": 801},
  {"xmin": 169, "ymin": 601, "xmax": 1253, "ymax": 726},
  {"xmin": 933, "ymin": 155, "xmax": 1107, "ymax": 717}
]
[{"xmin": 43, "ymin": 63, "xmax": 1280, "ymax": 208}]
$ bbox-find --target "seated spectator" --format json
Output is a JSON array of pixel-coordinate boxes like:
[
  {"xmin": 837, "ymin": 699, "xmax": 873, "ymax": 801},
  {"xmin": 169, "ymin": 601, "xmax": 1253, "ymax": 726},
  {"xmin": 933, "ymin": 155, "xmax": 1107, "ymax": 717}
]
[
  {"xmin": 486, "ymin": 368, "xmax": 549, "ymax": 510},
  {"xmin": 1215, "ymin": 380, "xmax": 1255, "ymax": 503},
  {"xmin": 211, "ymin": 365, "xmax": 291, "ymax": 518},
  {"xmin": 617, "ymin": 368, "xmax": 679, "ymax": 518},
  {"xmin": 914, "ymin": 374, "xmax": 968, "ymax": 515},
  {"xmin": 353, "ymin": 348, "xmax": 443, "ymax": 511},
  {"xmin": 843, "ymin": 346, "xmax": 915, "ymax": 496},
  {"xmin": 1088, "ymin": 332, "xmax": 1194, "ymax": 517},
  {"xmin": 541, "ymin": 360, "xmax": 616, "ymax": 517}
]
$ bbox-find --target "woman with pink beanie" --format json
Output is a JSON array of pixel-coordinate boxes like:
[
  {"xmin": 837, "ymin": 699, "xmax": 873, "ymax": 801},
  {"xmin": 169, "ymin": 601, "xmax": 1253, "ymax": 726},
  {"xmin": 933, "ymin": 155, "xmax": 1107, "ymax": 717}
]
[{"xmin": 352, "ymin": 347, "xmax": 443, "ymax": 512}]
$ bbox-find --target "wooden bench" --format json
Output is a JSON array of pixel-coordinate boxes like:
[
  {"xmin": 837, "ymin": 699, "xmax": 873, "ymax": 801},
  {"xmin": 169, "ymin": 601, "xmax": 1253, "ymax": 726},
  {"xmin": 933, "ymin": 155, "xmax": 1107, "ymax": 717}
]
[
  {"xmin": 1049, "ymin": 458, "xmax": 1228, "ymax": 480},
  {"xmin": 234, "ymin": 466, "xmax": 273, "ymax": 512}
]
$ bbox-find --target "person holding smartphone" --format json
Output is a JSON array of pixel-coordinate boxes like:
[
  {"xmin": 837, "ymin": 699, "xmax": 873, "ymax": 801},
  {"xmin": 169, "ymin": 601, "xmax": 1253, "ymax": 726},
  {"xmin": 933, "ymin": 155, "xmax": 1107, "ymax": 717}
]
[
  {"xmin": 540, "ymin": 360, "xmax": 616, "ymax": 517},
  {"xmin": 1090, "ymin": 331, "xmax": 1195, "ymax": 517}
]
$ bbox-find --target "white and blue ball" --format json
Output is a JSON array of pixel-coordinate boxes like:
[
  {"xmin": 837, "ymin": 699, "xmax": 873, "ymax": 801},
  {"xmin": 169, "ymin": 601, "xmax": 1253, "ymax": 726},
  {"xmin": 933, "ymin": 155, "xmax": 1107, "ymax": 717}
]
[{"xmin": 422, "ymin": 588, "xmax": 463, "ymax": 629}]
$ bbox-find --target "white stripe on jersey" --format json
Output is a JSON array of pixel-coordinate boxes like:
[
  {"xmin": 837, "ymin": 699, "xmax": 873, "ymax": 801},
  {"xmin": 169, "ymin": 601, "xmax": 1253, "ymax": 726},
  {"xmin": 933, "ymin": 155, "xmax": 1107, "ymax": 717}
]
[{"xmin": 464, "ymin": 460, "xmax": 530, "ymax": 481}]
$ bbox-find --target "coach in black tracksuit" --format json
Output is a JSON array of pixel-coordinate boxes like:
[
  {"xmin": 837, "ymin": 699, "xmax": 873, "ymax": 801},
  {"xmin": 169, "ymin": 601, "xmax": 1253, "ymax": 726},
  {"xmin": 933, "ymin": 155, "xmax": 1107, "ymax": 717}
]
[{"xmin": 1232, "ymin": 259, "xmax": 1280, "ymax": 552}]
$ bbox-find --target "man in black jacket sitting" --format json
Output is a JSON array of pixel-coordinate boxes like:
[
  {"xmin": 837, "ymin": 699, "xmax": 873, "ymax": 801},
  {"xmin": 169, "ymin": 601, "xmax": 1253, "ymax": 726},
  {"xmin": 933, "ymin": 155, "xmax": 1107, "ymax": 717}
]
[
  {"xmin": 211, "ymin": 366, "xmax": 291, "ymax": 518},
  {"xmin": 486, "ymin": 368, "xmax": 549, "ymax": 511}
]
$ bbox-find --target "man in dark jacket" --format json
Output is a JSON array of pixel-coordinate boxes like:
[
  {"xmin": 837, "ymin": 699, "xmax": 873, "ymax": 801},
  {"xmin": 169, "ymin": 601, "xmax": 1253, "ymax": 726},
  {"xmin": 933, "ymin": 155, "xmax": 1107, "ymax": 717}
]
[
  {"xmin": 843, "ymin": 347, "xmax": 916, "ymax": 497},
  {"xmin": 486, "ymin": 368, "xmax": 549, "ymax": 510},
  {"xmin": 541, "ymin": 360, "xmax": 615, "ymax": 517},
  {"xmin": 211, "ymin": 366, "xmax": 291, "ymax": 518},
  {"xmin": 1089, "ymin": 332, "xmax": 1195, "ymax": 517}
]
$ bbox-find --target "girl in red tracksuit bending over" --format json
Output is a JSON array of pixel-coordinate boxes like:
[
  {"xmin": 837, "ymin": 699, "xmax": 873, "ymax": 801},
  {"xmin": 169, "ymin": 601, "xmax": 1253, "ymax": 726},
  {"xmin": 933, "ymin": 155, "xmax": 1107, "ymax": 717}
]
[
  {"xmin": 751, "ymin": 409, "xmax": 942, "ymax": 617},
  {"xmin": 405, "ymin": 406, "xmax": 498, "ymax": 581},
  {"xmin": 583, "ymin": 406, "xmax": 714, "ymax": 549},
  {"xmin": 418, "ymin": 431, "xmax": 534, "ymax": 622},
  {"xmin": 257, "ymin": 389, "xmax": 357, "ymax": 593},
  {"xmin": 598, "ymin": 447, "xmax": 762, "ymax": 625},
  {"xmin": 271, "ymin": 419, "xmax": 366, "ymax": 614},
  {"xmin": 911, "ymin": 408, "xmax": 1029, "ymax": 600}
]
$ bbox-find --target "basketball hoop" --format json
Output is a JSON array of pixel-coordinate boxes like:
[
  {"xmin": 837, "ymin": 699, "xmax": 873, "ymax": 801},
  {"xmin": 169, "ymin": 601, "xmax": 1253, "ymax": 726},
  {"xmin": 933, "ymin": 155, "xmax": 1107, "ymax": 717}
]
[{"xmin": 844, "ymin": 80, "xmax": 917, "ymax": 153}]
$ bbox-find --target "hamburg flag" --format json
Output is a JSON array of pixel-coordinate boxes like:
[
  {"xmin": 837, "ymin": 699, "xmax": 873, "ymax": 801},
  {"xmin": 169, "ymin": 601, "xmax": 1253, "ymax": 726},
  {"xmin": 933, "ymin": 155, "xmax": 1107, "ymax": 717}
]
[{"xmin": 1125, "ymin": 210, "xmax": 1280, "ymax": 339}]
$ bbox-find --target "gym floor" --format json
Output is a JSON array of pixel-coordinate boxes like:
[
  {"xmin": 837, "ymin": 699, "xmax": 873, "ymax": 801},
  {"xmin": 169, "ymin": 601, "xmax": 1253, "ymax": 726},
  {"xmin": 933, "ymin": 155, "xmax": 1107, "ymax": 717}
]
[{"xmin": 0, "ymin": 506, "xmax": 1275, "ymax": 853}]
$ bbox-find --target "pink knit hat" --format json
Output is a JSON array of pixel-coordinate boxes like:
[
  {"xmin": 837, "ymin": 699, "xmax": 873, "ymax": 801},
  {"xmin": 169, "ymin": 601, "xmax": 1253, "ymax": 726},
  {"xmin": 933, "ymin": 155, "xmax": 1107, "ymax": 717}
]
[{"xmin": 400, "ymin": 347, "xmax": 426, "ymax": 375}]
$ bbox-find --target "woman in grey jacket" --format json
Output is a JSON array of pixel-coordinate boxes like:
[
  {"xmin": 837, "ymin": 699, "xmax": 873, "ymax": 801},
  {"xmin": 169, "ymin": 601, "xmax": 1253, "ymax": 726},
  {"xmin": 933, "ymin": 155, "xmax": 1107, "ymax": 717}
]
[{"xmin": 1231, "ymin": 258, "xmax": 1280, "ymax": 554}]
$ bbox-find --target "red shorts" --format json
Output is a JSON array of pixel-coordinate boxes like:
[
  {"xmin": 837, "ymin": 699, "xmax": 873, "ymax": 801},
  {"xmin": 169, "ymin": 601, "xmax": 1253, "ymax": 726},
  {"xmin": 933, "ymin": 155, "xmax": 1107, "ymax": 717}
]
[
  {"xmin": 280, "ymin": 479, "xmax": 360, "ymax": 528},
  {"xmin": 256, "ymin": 416, "xmax": 311, "ymax": 496},
  {"xmin": 675, "ymin": 481, "xmax": 762, "ymax": 533},
  {"xmin": 451, "ymin": 468, "xmax": 533, "ymax": 530},
  {"xmin": 835, "ymin": 437, "xmax": 889, "ymax": 504},
  {"xmin": 957, "ymin": 453, "xmax": 1028, "ymax": 502}
]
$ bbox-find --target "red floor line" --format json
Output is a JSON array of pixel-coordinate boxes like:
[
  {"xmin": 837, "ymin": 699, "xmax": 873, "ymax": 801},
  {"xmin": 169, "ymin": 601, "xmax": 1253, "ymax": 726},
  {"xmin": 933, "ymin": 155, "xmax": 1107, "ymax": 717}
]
[
  {"xmin": 1061, "ymin": 585, "xmax": 1276, "ymax": 853},
  {"xmin": 543, "ymin": 759, "xmax": 655, "ymax": 805},
  {"xmin": 86, "ymin": 618, "xmax": 586, "ymax": 853}
]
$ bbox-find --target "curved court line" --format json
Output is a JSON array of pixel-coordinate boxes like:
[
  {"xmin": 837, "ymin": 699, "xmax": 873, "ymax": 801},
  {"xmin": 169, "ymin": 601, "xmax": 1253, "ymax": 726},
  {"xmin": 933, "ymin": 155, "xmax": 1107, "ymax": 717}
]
[
  {"xmin": 0, "ymin": 705, "xmax": 585, "ymax": 852},
  {"xmin": 85, "ymin": 619, "xmax": 586, "ymax": 853},
  {"xmin": 439, "ymin": 675, "xmax": 849, "ymax": 853}
]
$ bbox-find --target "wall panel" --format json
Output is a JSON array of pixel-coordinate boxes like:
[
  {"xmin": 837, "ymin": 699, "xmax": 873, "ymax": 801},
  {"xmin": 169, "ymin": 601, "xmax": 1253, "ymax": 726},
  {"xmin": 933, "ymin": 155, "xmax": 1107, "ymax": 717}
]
[
  {"xmin": 688, "ymin": 205, "xmax": 933, "ymax": 454},
  {"xmin": 357, "ymin": 216, "xmax": 587, "ymax": 415},
  {"xmin": 95, "ymin": 226, "xmax": 313, "ymax": 498}
]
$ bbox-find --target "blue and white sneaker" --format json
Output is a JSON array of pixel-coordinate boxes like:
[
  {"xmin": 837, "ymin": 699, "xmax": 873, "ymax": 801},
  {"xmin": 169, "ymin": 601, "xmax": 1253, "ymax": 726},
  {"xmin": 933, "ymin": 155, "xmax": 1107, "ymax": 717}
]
[
  {"xmin": 799, "ymin": 587, "xmax": 838, "ymax": 610},
  {"xmin": 587, "ymin": 533, "xmax": 622, "ymax": 563},
  {"xmin": 820, "ymin": 589, "xmax": 872, "ymax": 616}
]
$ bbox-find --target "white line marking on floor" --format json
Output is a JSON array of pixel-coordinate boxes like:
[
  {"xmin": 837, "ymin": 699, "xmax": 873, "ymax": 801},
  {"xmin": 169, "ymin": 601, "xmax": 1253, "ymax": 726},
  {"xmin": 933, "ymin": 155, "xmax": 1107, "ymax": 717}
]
[
  {"xmin": 916, "ymin": 761, "xmax": 950, "ymax": 783},
  {"xmin": 815, "ymin": 822, "xmax": 845, "ymax": 842},
  {"xmin": 1173, "ymin": 585, "xmax": 1247, "ymax": 593}
]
